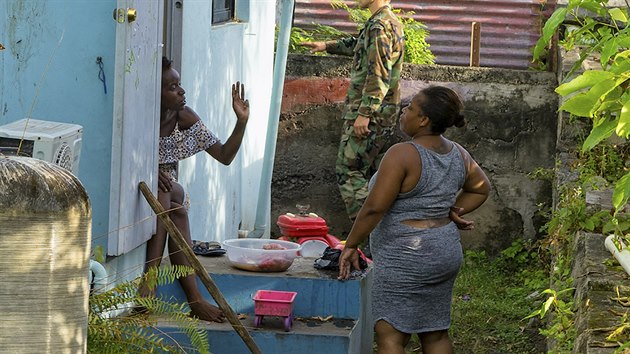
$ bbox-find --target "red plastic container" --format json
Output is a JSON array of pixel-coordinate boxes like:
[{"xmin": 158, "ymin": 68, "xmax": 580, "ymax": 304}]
[
  {"xmin": 277, "ymin": 212, "xmax": 342, "ymax": 249},
  {"xmin": 276, "ymin": 212, "xmax": 328, "ymax": 237},
  {"xmin": 252, "ymin": 290, "xmax": 298, "ymax": 331}
]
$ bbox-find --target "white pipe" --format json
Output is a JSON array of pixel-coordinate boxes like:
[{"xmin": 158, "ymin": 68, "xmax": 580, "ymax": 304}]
[
  {"xmin": 89, "ymin": 259, "xmax": 108, "ymax": 293},
  {"xmin": 604, "ymin": 234, "xmax": 630, "ymax": 276},
  {"xmin": 250, "ymin": 0, "xmax": 295, "ymax": 238},
  {"xmin": 88, "ymin": 260, "xmax": 136, "ymax": 318}
]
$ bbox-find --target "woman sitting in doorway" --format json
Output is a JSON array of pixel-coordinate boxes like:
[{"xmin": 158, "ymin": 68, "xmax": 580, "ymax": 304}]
[{"xmin": 141, "ymin": 56, "xmax": 250, "ymax": 323}]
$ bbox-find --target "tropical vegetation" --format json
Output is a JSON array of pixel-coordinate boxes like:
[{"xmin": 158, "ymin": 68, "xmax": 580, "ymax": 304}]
[{"xmin": 530, "ymin": 0, "xmax": 630, "ymax": 350}]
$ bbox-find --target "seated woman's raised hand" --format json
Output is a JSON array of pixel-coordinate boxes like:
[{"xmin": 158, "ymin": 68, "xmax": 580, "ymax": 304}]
[{"xmin": 232, "ymin": 81, "xmax": 249, "ymax": 123}]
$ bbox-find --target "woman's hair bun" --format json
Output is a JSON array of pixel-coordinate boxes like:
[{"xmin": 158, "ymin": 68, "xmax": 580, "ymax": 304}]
[{"xmin": 454, "ymin": 113, "xmax": 466, "ymax": 128}]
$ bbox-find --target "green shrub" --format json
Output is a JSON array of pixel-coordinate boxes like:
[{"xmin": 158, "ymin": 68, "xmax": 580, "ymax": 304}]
[{"xmin": 283, "ymin": 1, "xmax": 435, "ymax": 65}]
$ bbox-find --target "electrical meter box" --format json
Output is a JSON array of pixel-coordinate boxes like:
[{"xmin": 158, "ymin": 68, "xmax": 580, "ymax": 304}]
[{"xmin": 0, "ymin": 118, "xmax": 83, "ymax": 176}]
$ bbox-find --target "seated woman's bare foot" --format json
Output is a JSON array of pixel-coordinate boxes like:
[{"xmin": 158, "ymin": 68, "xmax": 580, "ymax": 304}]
[
  {"xmin": 189, "ymin": 300, "xmax": 225, "ymax": 323},
  {"xmin": 133, "ymin": 282, "xmax": 157, "ymax": 314},
  {"xmin": 138, "ymin": 281, "xmax": 156, "ymax": 298}
]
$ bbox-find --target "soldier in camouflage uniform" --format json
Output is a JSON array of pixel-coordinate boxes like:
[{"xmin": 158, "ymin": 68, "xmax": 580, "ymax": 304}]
[{"xmin": 301, "ymin": 0, "xmax": 405, "ymax": 223}]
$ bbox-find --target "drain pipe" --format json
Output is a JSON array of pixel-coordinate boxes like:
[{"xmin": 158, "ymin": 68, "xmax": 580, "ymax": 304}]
[
  {"xmin": 249, "ymin": 0, "xmax": 295, "ymax": 239},
  {"xmin": 89, "ymin": 260, "xmax": 135, "ymax": 318},
  {"xmin": 89, "ymin": 259, "xmax": 108, "ymax": 293},
  {"xmin": 605, "ymin": 235, "xmax": 630, "ymax": 276}
]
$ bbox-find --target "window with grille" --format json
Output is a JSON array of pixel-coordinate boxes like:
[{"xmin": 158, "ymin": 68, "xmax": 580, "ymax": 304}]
[{"xmin": 212, "ymin": 0, "xmax": 235, "ymax": 24}]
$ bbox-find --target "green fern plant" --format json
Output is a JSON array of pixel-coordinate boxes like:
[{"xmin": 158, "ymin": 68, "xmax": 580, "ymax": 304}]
[{"xmin": 88, "ymin": 265, "xmax": 210, "ymax": 354}]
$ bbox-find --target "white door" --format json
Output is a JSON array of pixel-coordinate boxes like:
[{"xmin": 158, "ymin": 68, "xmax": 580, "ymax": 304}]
[{"xmin": 108, "ymin": 0, "xmax": 164, "ymax": 256}]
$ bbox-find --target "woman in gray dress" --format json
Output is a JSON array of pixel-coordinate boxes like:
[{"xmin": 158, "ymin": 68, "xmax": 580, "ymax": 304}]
[{"xmin": 338, "ymin": 86, "xmax": 490, "ymax": 354}]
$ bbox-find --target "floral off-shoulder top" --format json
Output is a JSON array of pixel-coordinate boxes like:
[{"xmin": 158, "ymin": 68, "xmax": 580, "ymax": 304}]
[{"xmin": 158, "ymin": 118, "xmax": 219, "ymax": 181}]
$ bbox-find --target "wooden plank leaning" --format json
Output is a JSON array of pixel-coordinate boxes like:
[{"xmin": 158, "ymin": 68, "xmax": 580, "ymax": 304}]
[{"xmin": 139, "ymin": 181, "xmax": 262, "ymax": 354}]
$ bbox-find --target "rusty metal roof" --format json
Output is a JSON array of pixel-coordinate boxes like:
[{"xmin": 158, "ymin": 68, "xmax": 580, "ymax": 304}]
[{"xmin": 294, "ymin": 0, "xmax": 557, "ymax": 70}]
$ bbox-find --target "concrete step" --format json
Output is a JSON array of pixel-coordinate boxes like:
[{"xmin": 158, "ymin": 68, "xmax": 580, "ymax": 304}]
[
  {"xmin": 158, "ymin": 314, "xmax": 364, "ymax": 354},
  {"xmin": 156, "ymin": 255, "xmax": 374, "ymax": 354}
]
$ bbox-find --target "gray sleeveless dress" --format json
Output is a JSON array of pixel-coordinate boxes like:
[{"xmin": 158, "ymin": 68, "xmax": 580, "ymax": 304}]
[{"xmin": 368, "ymin": 140, "xmax": 466, "ymax": 334}]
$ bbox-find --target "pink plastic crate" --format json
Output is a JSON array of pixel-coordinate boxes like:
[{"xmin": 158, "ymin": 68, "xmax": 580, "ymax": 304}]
[
  {"xmin": 252, "ymin": 290, "xmax": 298, "ymax": 331},
  {"xmin": 253, "ymin": 290, "xmax": 297, "ymax": 317}
]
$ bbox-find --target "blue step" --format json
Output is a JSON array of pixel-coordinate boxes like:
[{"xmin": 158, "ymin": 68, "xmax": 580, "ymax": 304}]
[{"xmin": 156, "ymin": 256, "xmax": 373, "ymax": 354}]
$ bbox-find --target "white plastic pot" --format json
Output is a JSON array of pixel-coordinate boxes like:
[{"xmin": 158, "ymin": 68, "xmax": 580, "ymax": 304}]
[{"xmin": 604, "ymin": 234, "xmax": 630, "ymax": 277}]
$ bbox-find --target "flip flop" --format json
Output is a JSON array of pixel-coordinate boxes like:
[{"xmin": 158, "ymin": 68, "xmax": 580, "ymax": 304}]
[
  {"xmin": 192, "ymin": 240, "xmax": 226, "ymax": 257},
  {"xmin": 203, "ymin": 248, "xmax": 226, "ymax": 257}
]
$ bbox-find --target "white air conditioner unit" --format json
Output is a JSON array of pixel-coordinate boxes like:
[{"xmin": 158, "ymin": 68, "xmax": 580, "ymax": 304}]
[{"xmin": 0, "ymin": 118, "xmax": 83, "ymax": 176}]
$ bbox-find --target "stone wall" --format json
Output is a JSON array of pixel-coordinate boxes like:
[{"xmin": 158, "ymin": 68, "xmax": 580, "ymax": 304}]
[{"xmin": 272, "ymin": 54, "xmax": 558, "ymax": 254}]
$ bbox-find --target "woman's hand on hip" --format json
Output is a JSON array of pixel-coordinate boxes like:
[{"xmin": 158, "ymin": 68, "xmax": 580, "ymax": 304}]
[{"xmin": 449, "ymin": 206, "xmax": 474, "ymax": 230}]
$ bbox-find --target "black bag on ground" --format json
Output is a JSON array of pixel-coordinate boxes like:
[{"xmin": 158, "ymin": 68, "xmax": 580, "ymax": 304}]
[{"xmin": 313, "ymin": 247, "xmax": 368, "ymax": 270}]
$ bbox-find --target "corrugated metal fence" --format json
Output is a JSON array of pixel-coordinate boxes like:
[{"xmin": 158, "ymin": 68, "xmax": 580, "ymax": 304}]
[{"xmin": 294, "ymin": 0, "xmax": 557, "ymax": 70}]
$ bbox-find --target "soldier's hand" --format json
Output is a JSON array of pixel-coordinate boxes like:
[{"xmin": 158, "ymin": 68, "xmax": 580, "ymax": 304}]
[
  {"xmin": 353, "ymin": 116, "xmax": 371, "ymax": 139},
  {"xmin": 300, "ymin": 41, "xmax": 326, "ymax": 53}
]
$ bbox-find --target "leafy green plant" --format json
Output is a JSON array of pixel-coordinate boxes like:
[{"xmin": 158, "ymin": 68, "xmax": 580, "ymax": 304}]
[
  {"xmin": 525, "ymin": 288, "xmax": 575, "ymax": 320},
  {"xmin": 578, "ymin": 144, "xmax": 630, "ymax": 185},
  {"xmin": 533, "ymin": 0, "xmax": 630, "ymax": 216},
  {"xmin": 529, "ymin": 2, "xmax": 630, "ymax": 350},
  {"xmin": 532, "ymin": 179, "xmax": 585, "ymax": 350},
  {"xmin": 331, "ymin": 0, "xmax": 370, "ymax": 24},
  {"xmin": 330, "ymin": 0, "xmax": 435, "ymax": 65},
  {"xmin": 285, "ymin": 1, "xmax": 435, "ymax": 65},
  {"xmin": 398, "ymin": 12, "xmax": 435, "ymax": 65},
  {"xmin": 88, "ymin": 265, "xmax": 209, "ymax": 354},
  {"xmin": 528, "ymin": 166, "xmax": 556, "ymax": 181},
  {"xmin": 525, "ymin": 288, "xmax": 577, "ymax": 351},
  {"xmin": 283, "ymin": 26, "xmax": 347, "ymax": 54}
]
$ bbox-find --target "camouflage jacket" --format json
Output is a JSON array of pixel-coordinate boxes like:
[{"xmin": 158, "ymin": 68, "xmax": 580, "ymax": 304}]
[{"xmin": 326, "ymin": 5, "xmax": 404, "ymax": 126}]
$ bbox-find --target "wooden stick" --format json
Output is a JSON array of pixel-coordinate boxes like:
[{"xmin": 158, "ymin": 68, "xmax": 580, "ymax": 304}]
[
  {"xmin": 470, "ymin": 22, "xmax": 481, "ymax": 67},
  {"xmin": 548, "ymin": 31, "xmax": 559, "ymax": 73},
  {"xmin": 139, "ymin": 181, "xmax": 262, "ymax": 354}
]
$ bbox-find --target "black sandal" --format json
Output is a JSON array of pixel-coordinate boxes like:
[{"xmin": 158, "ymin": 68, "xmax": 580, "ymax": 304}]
[{"xmin": 192, "ymin": 240, "xmax": 226, "ymax": 257}]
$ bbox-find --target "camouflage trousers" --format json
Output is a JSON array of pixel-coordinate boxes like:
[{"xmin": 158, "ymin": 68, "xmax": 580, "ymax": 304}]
[{"xmin": 335, "ymin": 119, "xmax": 395, "ymax": 220}]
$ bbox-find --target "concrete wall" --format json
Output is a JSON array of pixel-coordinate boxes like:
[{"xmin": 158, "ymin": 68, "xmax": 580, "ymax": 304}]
[
  {"xmin": 179, "ymin": 0, "xmax": 276, "ymax": 243},
  {"xmin": 272, "ymin": 54, "xmax": 558, "ymax": 254}
]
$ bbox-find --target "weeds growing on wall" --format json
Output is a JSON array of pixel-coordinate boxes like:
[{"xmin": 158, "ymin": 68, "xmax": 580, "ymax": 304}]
[
  {"xmin": 530, "ymin": 1, "xmax": 630, "ymax": 350},
  {"xmin": 534, "ymin": 0, "xmax": 630, "ymax": 218},
  {"xmin": 284, "ymin": 1, "xmax": 435, "ymax": 65},
  {"xmin": 528, "ymin": 136, "xmax": 630, "ymax": 350},
  {"xmin": 88, "ymin": 265, "xmax": 210, "ymax": 354}
]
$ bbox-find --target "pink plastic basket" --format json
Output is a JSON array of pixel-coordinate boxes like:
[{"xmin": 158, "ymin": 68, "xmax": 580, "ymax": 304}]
[{"xmin": 252, "ymin": 290, "xmax": 297, "ymax": 317}]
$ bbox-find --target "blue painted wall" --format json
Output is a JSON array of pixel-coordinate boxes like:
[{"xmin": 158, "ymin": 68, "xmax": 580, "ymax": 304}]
[
  {"xmin": 0, "ymin": 1, "xmax": 115, "ymax": 252},
  {"xmin": 159, "ymin": 274, "xmax": 363, "ymax": 319},
  {"xmin": 1, "ymin": 0, "xmax": 278, "ymax": 287}
]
